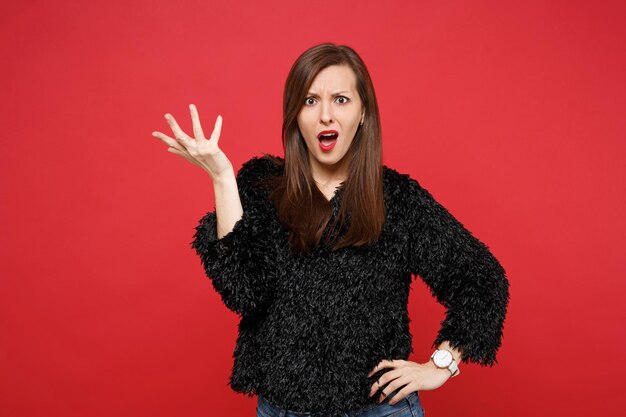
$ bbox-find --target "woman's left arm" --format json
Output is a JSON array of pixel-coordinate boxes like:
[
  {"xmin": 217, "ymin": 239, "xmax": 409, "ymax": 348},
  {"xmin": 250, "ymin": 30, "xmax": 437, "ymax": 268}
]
[
  {"xmin": 368, "ymin": 175, "xmax": 510, "ymax": 403},
  {"xmin": 405, "ymin": 176, "xmax": 511, "ymax": 367}
]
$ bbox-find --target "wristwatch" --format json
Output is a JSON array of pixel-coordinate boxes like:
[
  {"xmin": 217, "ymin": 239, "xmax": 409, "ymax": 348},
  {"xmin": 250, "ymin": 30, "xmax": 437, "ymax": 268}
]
[{"xmin": 430, "ymin": 349, "xmax": 460, "ymax": 377}]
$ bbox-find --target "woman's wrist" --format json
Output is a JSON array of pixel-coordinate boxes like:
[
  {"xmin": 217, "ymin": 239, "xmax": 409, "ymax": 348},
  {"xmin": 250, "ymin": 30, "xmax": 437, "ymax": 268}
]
[
  {"xmin": 210, "ymin": 166, "xmax": 236, "ymax": 186},
  {"xmin": 424, "ymin": 358, "xmax": 453, "ymax": 379}
]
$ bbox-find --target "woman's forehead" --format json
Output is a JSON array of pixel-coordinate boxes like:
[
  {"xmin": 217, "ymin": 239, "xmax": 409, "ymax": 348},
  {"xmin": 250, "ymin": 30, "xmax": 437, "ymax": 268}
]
[{"xmin": 308, "ymin": 66, "xmax": 357, "ymax": 94}]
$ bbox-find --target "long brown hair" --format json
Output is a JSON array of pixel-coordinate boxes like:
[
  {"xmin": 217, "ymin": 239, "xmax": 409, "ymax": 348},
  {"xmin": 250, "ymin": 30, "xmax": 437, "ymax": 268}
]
[{"xmin": 264, "ymin": 43, "xmax": 385, "ymax": 255}]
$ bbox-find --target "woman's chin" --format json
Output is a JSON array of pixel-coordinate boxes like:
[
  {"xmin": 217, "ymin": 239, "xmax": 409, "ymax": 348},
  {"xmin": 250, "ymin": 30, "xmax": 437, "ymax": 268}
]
[{"xmin": 313, "ymin": 151, "xmax": 349, "ymax": 167}]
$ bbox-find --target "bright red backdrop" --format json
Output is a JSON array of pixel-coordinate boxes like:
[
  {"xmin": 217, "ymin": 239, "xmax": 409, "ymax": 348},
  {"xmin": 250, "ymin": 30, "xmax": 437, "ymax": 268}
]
[{"xmin": 1, "ymin": 1, "xmax": 624, "ymax": 416}]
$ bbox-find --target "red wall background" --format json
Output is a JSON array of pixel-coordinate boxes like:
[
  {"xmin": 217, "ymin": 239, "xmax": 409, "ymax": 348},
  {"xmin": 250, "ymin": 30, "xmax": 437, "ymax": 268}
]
[{"xmin": 1, "ymin": 1, "xmax": 624, "ymax": 416}]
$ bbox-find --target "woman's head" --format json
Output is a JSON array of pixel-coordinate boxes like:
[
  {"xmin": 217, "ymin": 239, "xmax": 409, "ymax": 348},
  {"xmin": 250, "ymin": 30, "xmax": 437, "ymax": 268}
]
[
  {"xmin": 297, "ymin": 64, "xmax": 364, "ymax": 171},
  {"xmin": 269, "ymin": 43, "xmax": 385, "ymax": 254},
  {"xmin": 283, "ymin": 43, "xmax": 382, "ymax": 175}
]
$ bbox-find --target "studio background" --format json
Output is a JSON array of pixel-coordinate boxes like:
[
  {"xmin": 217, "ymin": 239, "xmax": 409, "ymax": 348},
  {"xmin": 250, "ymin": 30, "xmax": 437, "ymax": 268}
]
[{"xmin": 1, "ymin": 1, "xmax": 624, "ymax": 416}]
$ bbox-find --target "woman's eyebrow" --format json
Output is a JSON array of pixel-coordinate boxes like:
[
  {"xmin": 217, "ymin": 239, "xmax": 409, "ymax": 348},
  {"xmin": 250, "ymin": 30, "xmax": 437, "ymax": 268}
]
[{"xmin": 307, "ymin": 90, "xmax": 352, "ymax": 97}]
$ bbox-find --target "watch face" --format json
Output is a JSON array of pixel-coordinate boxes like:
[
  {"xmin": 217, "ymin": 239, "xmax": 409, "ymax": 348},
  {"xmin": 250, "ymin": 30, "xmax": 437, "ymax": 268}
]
[{"xmin": 433, "ymin": 350, "xmax": 453, "ymax": 367}]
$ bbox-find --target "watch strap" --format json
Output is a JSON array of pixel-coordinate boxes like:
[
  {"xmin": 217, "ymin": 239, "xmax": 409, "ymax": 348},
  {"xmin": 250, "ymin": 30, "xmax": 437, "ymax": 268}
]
[{"xmin": 449, "ymin": 359, "xmax": 460, "ymax": 377}]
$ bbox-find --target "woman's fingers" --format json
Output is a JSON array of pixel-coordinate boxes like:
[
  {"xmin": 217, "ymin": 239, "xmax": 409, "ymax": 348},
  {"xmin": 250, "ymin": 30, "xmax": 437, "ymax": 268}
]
[
  {"xmin": 152, "ymin": 131, "xmax": 184, "ymax": 150},
  {"xmin": 368, "ymin": 359, "xmax": 400, "ymax": 378},
  {"xmin": 168, "ymin": 147, "xmax": 201, "ymax": 168},
  {"xmin": 152, "ymin": 130, "xmax": 196, "ymax": 163},
  {"xmin": 164, "ymin": 113, "xmax": 194, "ymax": 149},
  {"xmin": 189, "ymin": 104, "xmax": 206, "ymax": 140},
  {"xmin": 209, "ymin": 114, "xmax": 222, "ymax": 145},
  {"xmin": 382, "ymin": 378, "xmax": 415, "ymax": 405},
  {"xmin": 153, "ymin": 106, "xmax": 231, "ymax": 177},
  {"xmin": 368, "ymin": 367, "xmax": 403, "ymax": 397}
]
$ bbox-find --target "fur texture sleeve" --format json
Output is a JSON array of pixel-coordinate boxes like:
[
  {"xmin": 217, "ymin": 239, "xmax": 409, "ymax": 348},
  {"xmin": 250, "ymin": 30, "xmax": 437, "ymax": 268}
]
[
  {"xmin": 405, "ymin": 177, "xmax": 510, "ymax": 366},
  {"xmin": 190, "ymin": 156, "xmax": 279, "ymax": 318}
]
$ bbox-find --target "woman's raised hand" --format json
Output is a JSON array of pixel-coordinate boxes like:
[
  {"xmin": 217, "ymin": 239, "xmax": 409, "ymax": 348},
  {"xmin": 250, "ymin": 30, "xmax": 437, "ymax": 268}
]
[{"xmin": 151, "ymin": 104, "xmax": 233, "ymax": 180}]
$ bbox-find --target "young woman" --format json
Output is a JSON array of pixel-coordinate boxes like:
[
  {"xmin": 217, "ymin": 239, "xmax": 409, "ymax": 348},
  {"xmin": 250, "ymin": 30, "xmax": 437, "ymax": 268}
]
[{"xmin": 151, "ymin": 43, "xmax": 510, "ymax": 417}]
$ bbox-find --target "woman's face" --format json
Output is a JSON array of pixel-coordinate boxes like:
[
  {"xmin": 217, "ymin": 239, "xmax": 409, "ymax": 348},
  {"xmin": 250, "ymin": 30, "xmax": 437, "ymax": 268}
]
[{"xmin": 297, "ymin": 64, "xmax": 365, "ymax": 175}]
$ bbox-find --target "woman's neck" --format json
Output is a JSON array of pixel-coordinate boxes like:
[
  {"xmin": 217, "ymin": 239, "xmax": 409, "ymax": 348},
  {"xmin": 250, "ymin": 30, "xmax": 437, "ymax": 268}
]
[{"xmin": 308, "ymin": 155, "xmax": 349, "ymax": 185}]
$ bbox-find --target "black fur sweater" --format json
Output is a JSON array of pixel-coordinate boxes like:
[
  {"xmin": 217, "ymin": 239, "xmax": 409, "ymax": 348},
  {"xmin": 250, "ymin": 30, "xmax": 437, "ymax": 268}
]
[{"xmin": 191, "ymin": 154, "xmax": 510, "ymax": 417}]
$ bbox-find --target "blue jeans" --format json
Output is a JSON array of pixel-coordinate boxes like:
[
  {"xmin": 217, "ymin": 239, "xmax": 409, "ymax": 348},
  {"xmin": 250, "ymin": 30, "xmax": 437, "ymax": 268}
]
[{"xmin": 256, "ymin": 390, "xmax": 424, "ymax": 417}]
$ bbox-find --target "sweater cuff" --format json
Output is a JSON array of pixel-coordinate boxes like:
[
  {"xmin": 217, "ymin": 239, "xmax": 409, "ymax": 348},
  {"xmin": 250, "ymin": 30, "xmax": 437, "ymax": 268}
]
[
  {"xmin": 191, "ymin": 207, "xmax": 276, "ymax": 317},
  {"xmin": 195, "ymin": 209, "xmax": 255, "ymax": 259},
  {"xmin": 429, "ymin": 271, "xmax": 509, "ymax": 367}
]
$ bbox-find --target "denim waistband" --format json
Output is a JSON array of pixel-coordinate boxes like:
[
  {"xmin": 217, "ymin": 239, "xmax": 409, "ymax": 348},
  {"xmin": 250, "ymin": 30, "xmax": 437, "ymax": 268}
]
[{"xmin": 257, "ymin": 389, "xmax": 420, "ymax": 417}]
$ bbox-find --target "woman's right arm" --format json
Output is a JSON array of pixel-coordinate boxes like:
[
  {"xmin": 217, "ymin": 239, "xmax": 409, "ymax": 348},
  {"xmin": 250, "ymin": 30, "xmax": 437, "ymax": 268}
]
[
  {"xmin": 190, "ymin": 157, "xmax": 280, "ymax": 318},
  {"xmin": 152, "ymin": 105, "xmax": 279, "ymax": 317},
  {"xmin": 212, "ymin": 169, "xmax": 243, "ymax": 239}
]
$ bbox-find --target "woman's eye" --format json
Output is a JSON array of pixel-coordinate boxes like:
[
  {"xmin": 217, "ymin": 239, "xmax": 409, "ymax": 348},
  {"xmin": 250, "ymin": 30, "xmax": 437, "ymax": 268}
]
[{"xmin": 304, "ymin": 96, "xmax": 349, "ymax": 105}]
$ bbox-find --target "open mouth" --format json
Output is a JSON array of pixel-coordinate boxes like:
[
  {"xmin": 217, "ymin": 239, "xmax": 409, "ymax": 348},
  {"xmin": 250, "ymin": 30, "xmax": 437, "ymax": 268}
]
[
  {"xmin": 317, "ymin": 130, "xmax": 339, "ymax": 151},
  {"xmin": 318, "ymin": 132, "xmax": 338, "ymax": 146}
]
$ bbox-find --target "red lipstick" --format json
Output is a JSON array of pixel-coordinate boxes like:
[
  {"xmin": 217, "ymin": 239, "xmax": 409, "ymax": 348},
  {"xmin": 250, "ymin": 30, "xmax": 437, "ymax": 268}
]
[{"xmin": 317, "ymin": 130, "xmax": 339, "ymax": 152}]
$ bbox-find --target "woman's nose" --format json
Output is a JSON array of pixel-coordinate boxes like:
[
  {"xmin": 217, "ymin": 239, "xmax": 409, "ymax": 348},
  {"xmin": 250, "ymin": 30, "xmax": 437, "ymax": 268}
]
[{"xmin": 320, "ymin": 101, "xmax": 334, "ymax": 124}]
